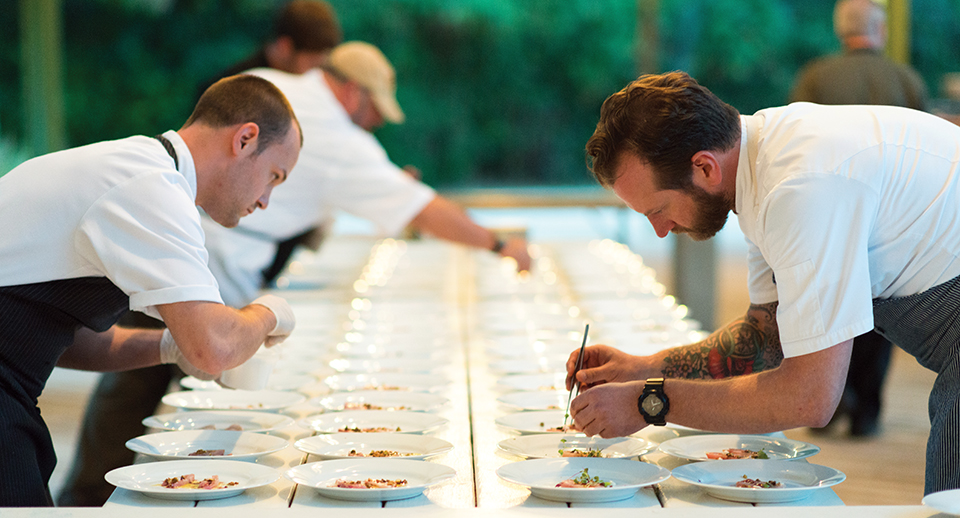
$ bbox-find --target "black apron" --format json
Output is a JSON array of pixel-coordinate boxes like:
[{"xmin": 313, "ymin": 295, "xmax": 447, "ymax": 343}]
[
  {"xmin": 0, "ymin": 278, "xmax": 129, "ymax": 506},
  {"xmin": 873, "ymin": 274, "xmax": 960, "ymax": 495}
]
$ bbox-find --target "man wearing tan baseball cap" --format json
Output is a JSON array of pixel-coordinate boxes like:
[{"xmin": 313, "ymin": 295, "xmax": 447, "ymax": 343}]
[{"xmin": 327, "ymin": 41, "xmax": 405, "ymax": 128}]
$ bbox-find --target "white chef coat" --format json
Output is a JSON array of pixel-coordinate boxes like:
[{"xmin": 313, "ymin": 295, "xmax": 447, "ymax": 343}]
[
  {"xmin": 0, "ymin": 131, "xmax": 222, "ymax": 319},
  {"xmin": 201, "ymin": 68, "xmax": 436, "ymax": 306},
  {"xmin": 735, "ymin": 102, "xmax": 960, "ymax": 357}
]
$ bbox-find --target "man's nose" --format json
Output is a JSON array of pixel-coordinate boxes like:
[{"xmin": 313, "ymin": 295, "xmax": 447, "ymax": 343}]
[{"xmin": 649, "ymin": 215, "xmax": 674, "ymax": 238}]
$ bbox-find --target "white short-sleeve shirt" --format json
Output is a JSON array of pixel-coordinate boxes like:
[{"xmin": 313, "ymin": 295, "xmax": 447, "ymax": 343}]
[
  {"xmin": 735, "ymin": 103, "xmax": 960, "ymax": 357},
  {"xmin": 201, "ymin": 68, "xmax": 436, "ymax": 306},
  {"xmin": 0, "ymin": 131, "xmax": 223, "ymax": 319}
]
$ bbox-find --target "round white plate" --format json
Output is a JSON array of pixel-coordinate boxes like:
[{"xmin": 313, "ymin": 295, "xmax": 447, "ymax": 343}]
[
  {"xmin": 496, "ymin": 457, "xmax": 670, "ymax": 503},
  {"xmin": 328, "ymin": 357, "xmax": 448, "ymax": 376},
  {"xmin": 323, "ymin": 373, "xmax": 448, "ymax": 393},
  {"xmin": 298, "ymin": 410, "xmax": 448, "ymax": 434},
  {"xmin": 495, "ymin": 410, "xmax": 575, "ymax": 434},
  {"xmin": 105, "ymin": 459, "xmax": 279, "ymax": 501},
  {"xmin": 161, "ymin": 390, "xmax": 305, "ymax": 412},
  {"xmin": 658, "ymin": 434, "xmax": 820, "ymax": 461},
  {"xmin": 310, "ymin": 390, "xmax": 449, "ymax": 412},
  {"xmin": 923, "ymin": 488, "xmax": 960, "ymax": 515},
  {"xmin": 671, "ymin": 459, "xmax": 845, "ymax": 503},
  {"xmin": 294, "ymin": 433, "xmax": 453, "ymax": 460},
  {"xmin": 125, "ymin": 430, "xmax": 289, "ymax": 461},
  {"xmin": 332, "ymin": 342, "xmax": 447, "ymax": 360},
  {"xmin": 284, "ymin": 458, "xmax": 456, "ymax": 501},
  {"xmin": 497, "ymin": 391, "xmax": 568, "ymax": 411},
  {"xmin": 179, "ymin": 373, "xmax": 316, "ymax": 392},
  {"xmin": 142, "ymin": 410, "xmax": 294, "ymax": 433},
  {"xmin": 494, "ymin": 373, "xmax": 568, "ymax": 393},
  {"xmin": 498, "ymin": 434, "xmax": 656, "ymax": 460}
]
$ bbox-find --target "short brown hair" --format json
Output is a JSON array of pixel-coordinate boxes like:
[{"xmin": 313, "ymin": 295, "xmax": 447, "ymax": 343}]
[
  {"xmin": 275, "ymin": 0, "xmax": 342, "ymax": 52},
  {"xmin": 586, "ymin": 71, "xmax": 740, "ymax": 190},
  {"xmin": 184, "ymin": 74, "xmax": 302, "ymax": 152}
]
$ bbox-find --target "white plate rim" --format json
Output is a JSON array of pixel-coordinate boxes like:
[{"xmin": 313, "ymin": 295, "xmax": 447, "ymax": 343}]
[
  {"xmin": 142, "ymin": 410, "xmax": 295, "ymax": 433},
  {"xmin": 104, "ymin": 459, "xmax": 280, "ymax": 500},
  {"xmin": 160, "ymin": 390, "xmax": 306, "ymax": 411},
  {"xmin": 310, "ymin": 390, "xmax": 450, "ymax": 412},
  {"xmin": 670, "ymin": 459, "xmax": 845, "ymax": 504},
  {"xmin": 124, "ymin": 430, "xmax": 289, "ymax": 460},
  {"xmin": 497, "ymin": 434, "xmax": 656, "ymax": 459},
  {"xmin": 495, "ymin": 410, "xmax": 573, "ymax": 434},
  {"xmin": 294, "ymin": 433, "xmax": 453, "ymax": 460},
  {"xmin": 283, "ymin": 458, "xmax": 456, "ymax": 501},
  {"xmin": 496, "ymin": 457, "xmax": 671, "ymax": 503},
  {"xmin": 658, "ymin": 434, "xmax": 820, "ymax": 461},
  {"xmin": 297, "ymin": 409, "xmax": 449, "ymax": 434},
  {"xmin": 923, "ymin": 488, "xmax": 960, "ymax": 515}
]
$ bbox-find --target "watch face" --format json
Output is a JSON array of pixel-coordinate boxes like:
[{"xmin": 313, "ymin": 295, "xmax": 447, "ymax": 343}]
[{"xmin": 642, "ymin": 394, "xmax": 664, "ymax": 416}]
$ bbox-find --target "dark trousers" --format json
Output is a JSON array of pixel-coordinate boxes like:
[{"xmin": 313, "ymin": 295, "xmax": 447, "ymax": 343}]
[{"xmin": 841, "ymin": 330, "xmax": 894, "ymax": 435}]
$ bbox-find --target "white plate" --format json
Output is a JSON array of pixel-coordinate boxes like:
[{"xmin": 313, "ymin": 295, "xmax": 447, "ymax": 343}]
[
  {"xmin": 294, "ymin": 433, "xmax": 453, "ymax": 460},
  {"xmin": 298, "ymin": 410, "xmax": 448, "ymax": 434},
  {"xmin": 180, "ymin": 373, "xmax": 316, "ymax": 392},
  {"xmin": 328, "ymin": 358, "xmax": 448, "ymax": 375},
  {"xmin": 105, "ymin": 459, "xmax": 279, "ymax": 501},
  {"xmin": 323, "ymin": 373, "xmax": 448, "ymax": 393},
  {"xmin": 670, "ymin": 459, "xmax": 845, "ymax": 503},
  {"xmin": 495, "ymin": 410, "xmax": 575, "ymax": 434},
  {"xmin": 497, "ymin": 391, "xmax": 568, "ymax": 411},
  {"xmin": 142, "ymin": 410, "xmax": 295, "ymax": 433},
  {"xmin": 310, "ymin": 391, "xmax": 449, "ymax": 412},
  {"xmin": 161, "ymin": 390, "xmax": 306, "ymax": 412},
  {"xmin": 488, "ymin": 358, "xmax": 567, "ymax": 375},
  {"xmin": 658, "ymin": 434, "xmax": 820, "ymax": 461},
  {"xmin": 496, "ymin": 457, "xmax": 670, "ymax": 503},
  {"xmin": 332, "ymin": 342, "xmax": 448, "ymax": 360},
  {"xmin": 923, "ymin": 488, "xmax": 960, "ymax": 515},
  {"xmin": 284, "ymin": 458, "xmax": 456, "ymax": 501},
  {"xmin": 498, "ymin": 434, "xmax": 656, "ymax": 460},
  {"xmin": 494, "ymin": 373, "xmax": 568, "ymax": 393},
  {"xmin": 125, "ymin": 430, "xmax": 289, "ymax": 461}
]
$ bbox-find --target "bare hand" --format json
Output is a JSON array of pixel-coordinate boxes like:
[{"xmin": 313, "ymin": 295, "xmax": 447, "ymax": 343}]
[
  {"xmin": 499, "ymin": 237, "xmax": 532, "ymax": 272},
  {"xmin": 570, "ymin": 381, "xmax": 647, "ymax": 438},
  {"xmin": 565, "ymin": 344, "xmax": 642, "ymax": 391}
]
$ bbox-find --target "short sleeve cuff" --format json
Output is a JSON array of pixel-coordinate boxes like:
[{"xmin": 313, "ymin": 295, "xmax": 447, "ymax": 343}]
[{"xmin": 129, "ymin": 285, "xmax": 224, "ymax": 319}]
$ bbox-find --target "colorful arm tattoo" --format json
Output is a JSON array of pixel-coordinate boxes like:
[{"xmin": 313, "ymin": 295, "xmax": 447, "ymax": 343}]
[{"xmin": 661, "ymin": 302, "xmax": 782, "ymax": 379}]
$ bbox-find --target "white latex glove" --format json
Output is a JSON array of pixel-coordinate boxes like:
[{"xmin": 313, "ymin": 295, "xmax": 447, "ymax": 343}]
[
  {"xmin": 251, "ymin": 294, "xmax": 296, "ymax": 346},
  {"xmin": 159, "ymin": 328, "xmax": 218, "ymax": 381}
]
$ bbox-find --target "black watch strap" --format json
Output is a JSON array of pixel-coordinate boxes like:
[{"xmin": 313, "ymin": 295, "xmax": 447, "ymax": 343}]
[{"xmin": 491, "ymin": 239, "xmax": 505, "ymax": 254}]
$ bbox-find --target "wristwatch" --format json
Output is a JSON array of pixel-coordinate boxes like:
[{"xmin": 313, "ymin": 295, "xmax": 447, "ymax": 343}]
[{"xmin": 637, "ymin": 377, "xmax": 669, "ymax": 426}]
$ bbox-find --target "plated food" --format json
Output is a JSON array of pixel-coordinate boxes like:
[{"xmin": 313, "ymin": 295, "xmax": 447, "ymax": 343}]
[
  {"xmin": 496, "ymin": 390, "xmax": 568, "ymax": 411},
  {"xmin": 496, "ymin": 457, "xmax": 671, "ymax": 503},
  {"xmin": 125, "ymin": 430, "xmax": 289, "ymax": 461},
  {"xmin": 294, "ymin": 433, "xmax": 453, "ymax": 461},
  {"xmin": 497, "ymin": 434, "xmax": 656, "ymax": 460},
  {"xmin": 142, "ymin": 410, "xmax": 294, "ymax": 433},
  {"xmin": 495, "ymin": 410, "xmax": 577, "ymax": 435},
  {"xmin": 105, "ymin": 459, "xmax": 280, "ymax": 501},
  {"xmin": 670, "ymin": 459, "xmax": 845, "ymax": 504},
  {"xmin": 310, "ymin": 390, "xmax": 449, "ymax": 413},
  {"xmin": 284, "ymin": 458, "xmax": 456, "ymax": 502},
  {"xmin": 494, "ymin": 373, "xmax": 568, "ymax": 393},
  {"xmin": 322, "ymin": 373, "xmax": 448, "ymax": 393},
  {"xmin": 160, "ymin": 389, "xmax": 306, "ymax": 412},
  {"xmin": 658, "ymin": 434, "xmax": 819, "ymax": 461},
  {"xmin": 180, "ymin": 373, "xmax": 316, "ymax": 392},
  {"xmin": 297, "ymin": 409, "xmax": 448, "ymax": 435}
]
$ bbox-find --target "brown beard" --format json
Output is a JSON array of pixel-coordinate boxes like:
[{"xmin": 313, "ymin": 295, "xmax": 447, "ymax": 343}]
[{"xmin": 672, "ymin": 184, "xmax": 734, "ymax": 241}]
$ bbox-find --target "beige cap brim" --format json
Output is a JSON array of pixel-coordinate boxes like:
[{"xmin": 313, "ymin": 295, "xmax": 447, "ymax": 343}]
[{"xmin": 371, "ymin": 90, "xmax": 405, "ymax": 124}]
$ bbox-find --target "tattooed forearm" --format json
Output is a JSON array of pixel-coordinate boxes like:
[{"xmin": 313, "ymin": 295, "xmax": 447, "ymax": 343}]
[{"xmin": 661, "ymin": 302, "xmax": 783, "ymax": 379}]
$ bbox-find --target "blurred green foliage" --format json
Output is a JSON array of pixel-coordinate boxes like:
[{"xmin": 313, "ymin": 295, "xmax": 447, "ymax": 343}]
[{"xmin": 2, "ymin": 0, "xmax": 959, "ymax": 184}]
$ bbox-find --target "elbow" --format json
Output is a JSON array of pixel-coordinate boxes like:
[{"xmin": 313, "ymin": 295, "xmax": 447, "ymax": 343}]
[
  {"xmin": 794, "ymin": 392, "xmax": 843, "ymax": 429},
  {"xmin": 178, "ymin": 334, "xmax": 238, "ymax": 373}
]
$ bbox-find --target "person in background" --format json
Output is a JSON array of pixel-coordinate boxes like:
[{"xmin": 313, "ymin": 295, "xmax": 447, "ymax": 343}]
[
  {"xmin": 54, "ymin": 3, "xmax": 341, "ymax": 507},
  {"xmin": 202, "ymin": 41, "xmax": 532, "ymax": 310},
  {"xmin": 195, "ymin": 0, "xmax": 342, "ymax": 97},
  {"xmin": 790, "ymin": 0, "xmax": 929, "ymax": 437},
  {"xmin": 567, "ymin": 71, "xmax": 960, "ymax": 495},
  {"xmin": 0, "ymin": 75, "xmax": 300, "ymax": 506}
]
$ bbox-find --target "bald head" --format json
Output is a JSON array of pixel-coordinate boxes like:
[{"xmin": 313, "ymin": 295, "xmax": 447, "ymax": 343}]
[{"xmin": 834, "ymin": 0, "xmax": 886, "ymax": 50}]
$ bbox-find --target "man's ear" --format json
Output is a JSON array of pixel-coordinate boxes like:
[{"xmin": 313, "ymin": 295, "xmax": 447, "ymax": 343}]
[
  {"xmin": 233, "ymin": 123, "xmax": 260, "ymax": 156},
  {"xmin": 691, "ymin": 150, "xmax": 723, "ymax": 190}
]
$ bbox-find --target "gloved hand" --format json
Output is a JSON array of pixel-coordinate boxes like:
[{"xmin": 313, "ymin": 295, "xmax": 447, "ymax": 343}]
[
  {"xmin": 159, "ymin": 328, "xmax": 218, "ymax": 380},
  {"xmin": 251, "ymin": 294, "xmax": 296, "ymax": 346}
]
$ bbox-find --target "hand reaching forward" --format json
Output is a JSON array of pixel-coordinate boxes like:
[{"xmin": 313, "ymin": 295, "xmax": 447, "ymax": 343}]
[
  {"xmin": 499, "ymin": 237, "xmax": 532, "ymax": 272},
  {"xmin": 565, "ymin": 344, "xmax": 643, "ymax": 391},
  {"xmin": 569, "ymin": 381, "xmax": 647, "ymax": 438}
]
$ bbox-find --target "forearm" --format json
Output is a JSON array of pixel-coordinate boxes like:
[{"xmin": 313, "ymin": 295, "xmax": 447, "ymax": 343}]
[
  {"xmin": 57, "ymin": 326, "xmax": 164, "ymax": 371},
  {"xmin": 157, "ymin": 301, "xmax": 276, "ymax": 373},
  {"xmin": 409, "ymin": 196, "xmax": 498, "ymax": 250},
  {"xmin": 654, "ymin": 302, "xmax": 783, "ymax": 380}
]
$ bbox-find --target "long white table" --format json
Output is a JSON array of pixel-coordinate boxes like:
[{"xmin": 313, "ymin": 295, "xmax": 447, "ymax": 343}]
[{"xmin": 94, "ymin": 237, "xmax": 924, "ymax": 514}]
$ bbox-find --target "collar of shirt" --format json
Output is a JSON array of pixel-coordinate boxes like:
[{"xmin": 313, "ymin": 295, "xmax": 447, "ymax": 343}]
[{"xmin": 159, "ymin": 130, "xmax": 198, "ymax": 202}]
